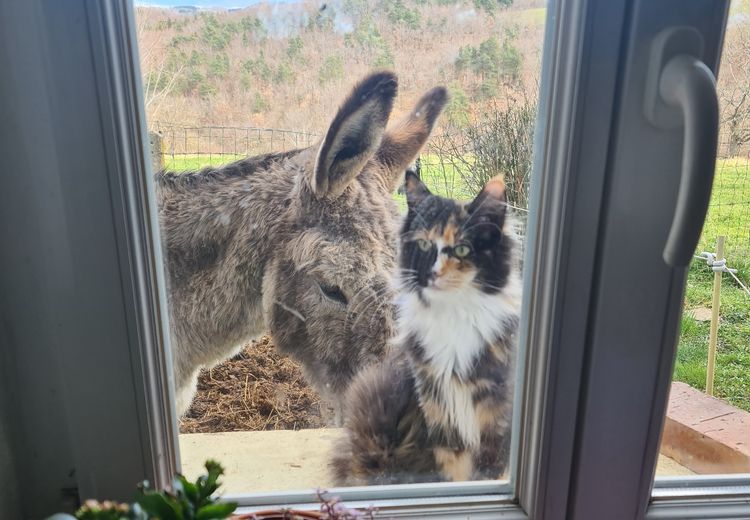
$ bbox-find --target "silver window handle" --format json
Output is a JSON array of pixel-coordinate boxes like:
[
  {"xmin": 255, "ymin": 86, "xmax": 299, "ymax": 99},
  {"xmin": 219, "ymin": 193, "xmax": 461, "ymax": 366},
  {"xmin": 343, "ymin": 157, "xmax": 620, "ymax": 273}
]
[{"xmin": 659, "ymin": 54, "xmax": 719, "ymax": 267}]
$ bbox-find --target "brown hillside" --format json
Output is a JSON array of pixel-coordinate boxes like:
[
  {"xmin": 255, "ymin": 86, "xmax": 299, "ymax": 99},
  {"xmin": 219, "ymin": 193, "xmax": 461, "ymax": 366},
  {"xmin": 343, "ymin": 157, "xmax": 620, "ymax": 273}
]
[{"xmin": 135, "ymin": 0, "xmax": 546, "ymax": 131}]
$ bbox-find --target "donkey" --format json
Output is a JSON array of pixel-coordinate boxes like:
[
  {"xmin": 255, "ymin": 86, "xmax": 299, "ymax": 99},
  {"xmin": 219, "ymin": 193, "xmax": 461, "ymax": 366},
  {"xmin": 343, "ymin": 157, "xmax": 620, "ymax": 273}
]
[{"xmin": 155, "ymin": 72, "xmax": 448, "ymax": 417}]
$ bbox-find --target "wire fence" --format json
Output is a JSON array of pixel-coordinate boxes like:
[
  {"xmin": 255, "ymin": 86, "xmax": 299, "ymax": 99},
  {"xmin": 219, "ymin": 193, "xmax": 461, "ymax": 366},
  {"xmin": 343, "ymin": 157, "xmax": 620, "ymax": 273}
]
[
  {"xmin": 151, "ymin": 121, "xmax": 749, "ymax": 260},
  {"xmin": 708, "ymin": 137, "xmax": 750, "ymax": 259},
  {"xmin": 150, "ymin": 121, "xmax": 532, "ymax": 239},
  {"xmin": 152, "ymin": 121, "xmax": 318, "ymax": 171}
]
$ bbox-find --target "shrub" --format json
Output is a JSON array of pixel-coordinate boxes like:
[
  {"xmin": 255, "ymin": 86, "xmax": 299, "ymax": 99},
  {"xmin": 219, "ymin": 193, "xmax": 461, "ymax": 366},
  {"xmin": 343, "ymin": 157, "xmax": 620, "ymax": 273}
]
[
  {"xmin": 455, "ymin": 33, "xmax": 523, "ymax": 97},
  {"xmin": 319, "ymin": 55, "xmax": 345, "ymax": 84},
  {"xmin": 374, "ymin": 45, "xmax": 395, "ymax": 67},
  {"xmin": 463, "ymin": 95, "xmax": 536, "ymax": 206},
  {"xmin": 240, "ymin": 15, "xmax": 267, "ymax": 45},
  {"xmin": 274, "ymin": 62, "xmax": 295, "ymax": 85},
  {"xmin": 498, "ymin": 27, "xmax": 522, "ymax": 82},
  {"xmin": 345, "ymin": 16, "xmax": 394, "ymax": 66},
  {"xmin": 286, "ymin": 36, "xmax": 304, "ymax": 61},
  {"xmin": 432, "ymin": 91, "xmax": 537, "ymax": 208},
  {"xmin": 201, "ymin": 13, "xmax": 235, "ymax": 51},
  {"xmin": 446, "ymin": 83, "xmax": 471, "ymax": 127},
  {"xmin": 243, "ymin": 52, "xmax": 271, "ymax": 78},
  {"xmin": 176, "ymin": 67, "xmax": 205, "ymax": 95},
  {"xmin": 473, "ymin": 0, "xmax": 513, "ymax": 16},
  {"xmin": 169, "ymin": 34, "xmax": 195, "ymax": 48},
  {"xmin": 383, "ymin": 0, "xmax": 421, "ymax": 29},
  {"xmin": 198, "ymin": 81, "xmax": 217, "ymax": 98},
  {"xmin": 208, "ymin": 53, "xmax": 230, "ymax": 78},
  {"xmin": 251, "ymin": 92, "xmax": 270, "ymax": 114}
]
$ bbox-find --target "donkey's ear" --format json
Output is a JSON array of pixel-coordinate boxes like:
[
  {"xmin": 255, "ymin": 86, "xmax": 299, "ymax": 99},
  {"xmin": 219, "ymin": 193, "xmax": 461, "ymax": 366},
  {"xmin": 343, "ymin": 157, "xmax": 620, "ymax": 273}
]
[
  {"xmin": 467, "ymin": 175, "xmax": 507, "ymax": 222},
  {"xmin": 404, "ymin": 169, "xmax": 431, "ymax": 210},
  {"xmin": 312, "ymin": 72, "xmax": 398, "ymax": 198},
  {"xmin": 376, "ymin": 86, "xmax": 448, "ymax": 192}
]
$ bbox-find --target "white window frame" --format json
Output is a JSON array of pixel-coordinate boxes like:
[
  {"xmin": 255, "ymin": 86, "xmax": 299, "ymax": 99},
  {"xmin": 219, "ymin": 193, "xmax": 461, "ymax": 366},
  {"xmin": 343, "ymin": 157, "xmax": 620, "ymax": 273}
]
[{"xmin": 1, "ymin": 0, "xmax": 749, "ymax": 518}]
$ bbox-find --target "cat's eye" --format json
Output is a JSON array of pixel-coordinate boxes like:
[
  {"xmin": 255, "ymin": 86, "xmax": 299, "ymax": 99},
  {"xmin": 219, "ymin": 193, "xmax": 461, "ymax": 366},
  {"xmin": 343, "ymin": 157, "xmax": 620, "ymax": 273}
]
[
  {"xmin": 416, "ymin": 239, "xmax": 432, "ymax": 252},
  {"xmin": 453, "ymin": 244, "xmax": 472, "ymax": 258},
  {"xmin": 319, "ymin": 283, "xmax": 348, "ymax": 305}
]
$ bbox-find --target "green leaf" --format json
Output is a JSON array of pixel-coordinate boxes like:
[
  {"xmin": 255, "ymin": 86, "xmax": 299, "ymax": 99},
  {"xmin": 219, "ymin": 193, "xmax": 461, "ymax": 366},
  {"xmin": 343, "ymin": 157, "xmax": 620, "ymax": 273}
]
[
  {"xmin": 195, "ymin": 503, "xmax": 237, "ymax": 520},
  {"xmin": 136, "ymin": 493, "xmax": 183, "ymax": 520},
  {"xmin": 198, "ymin": 460, "xmax": 224, "ymax": 502},
  {"xmin": 175, "ymin": 475, "xmax": 198, "ymax": 504}
]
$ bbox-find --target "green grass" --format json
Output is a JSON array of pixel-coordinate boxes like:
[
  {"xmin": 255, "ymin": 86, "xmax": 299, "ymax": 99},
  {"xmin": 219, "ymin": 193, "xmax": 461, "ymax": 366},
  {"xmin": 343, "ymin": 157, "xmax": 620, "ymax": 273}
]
[
  {"xmin": 163, "ymin": 152, "xmax": 476, "ymax": 211},
  {"xmin": 514, "ymin": 7, "xmax": 547, "ymax": 26},
  {"xmin": 676, "ymin": 159, "xmax": 750, "ymax": 412},
  {"xmin": 163, "ymin": 153, "xmax": 245, "ymax": 171},
  {"xmin": 161, "ymin": 153, "xmax": 750, "ymax": 410},
  {"xmin": 677, "ymin": 265, "xmax": 750, "ymax": 411},
  {"xmin": 730, "ymin": 0, "xmax": 750, "ymax": 15}
]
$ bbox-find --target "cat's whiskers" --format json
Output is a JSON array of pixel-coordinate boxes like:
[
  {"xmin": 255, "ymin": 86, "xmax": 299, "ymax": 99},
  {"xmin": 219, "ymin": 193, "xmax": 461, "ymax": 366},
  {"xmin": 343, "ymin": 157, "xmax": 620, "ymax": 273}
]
[
  {"xmin": 348, "ymin": 286, "xmax": 390, "ymax": 328},
  {"xmin": 346, "ymin": 284, "xmax": 383, "ymax": 318},
  {"xmin": 366, "ymin": 298, "xmax": 392, "ymax": 332},
  {"xmin": 346, "ymin": 285, "xmax": 390, "ymax": 328}
]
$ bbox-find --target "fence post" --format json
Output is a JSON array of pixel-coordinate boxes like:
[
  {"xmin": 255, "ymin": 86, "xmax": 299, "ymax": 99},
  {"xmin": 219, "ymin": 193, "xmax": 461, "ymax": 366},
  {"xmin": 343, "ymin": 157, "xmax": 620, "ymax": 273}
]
[
  {"xmin": 706, "ymin": 235, "xmax": 726, "ymax": 396},
  {"xmin": 148, "ymin": 131, "xmax": 164, "ymax": 173}
]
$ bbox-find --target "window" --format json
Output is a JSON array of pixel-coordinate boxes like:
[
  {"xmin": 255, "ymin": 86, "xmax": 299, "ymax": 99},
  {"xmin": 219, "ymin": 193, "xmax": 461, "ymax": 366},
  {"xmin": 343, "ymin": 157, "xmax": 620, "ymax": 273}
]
[
  {"xmin": 1, "ymin": 0, "xmax": 748, "ymax": 519},
  {"xmin": 136, "ymin": 0, "xmax": 546, "ymax": 500}
]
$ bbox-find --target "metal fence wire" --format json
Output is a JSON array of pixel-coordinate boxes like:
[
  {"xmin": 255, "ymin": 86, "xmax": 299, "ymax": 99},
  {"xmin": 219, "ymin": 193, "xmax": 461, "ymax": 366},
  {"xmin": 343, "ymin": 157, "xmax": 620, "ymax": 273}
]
[
  {"xmin": 151, "ymin": 122, "xmax": 750, "ymax": 261},
  {"xmin": 153, "ymin": 121, "xmax": 318, "ymax": 171}
]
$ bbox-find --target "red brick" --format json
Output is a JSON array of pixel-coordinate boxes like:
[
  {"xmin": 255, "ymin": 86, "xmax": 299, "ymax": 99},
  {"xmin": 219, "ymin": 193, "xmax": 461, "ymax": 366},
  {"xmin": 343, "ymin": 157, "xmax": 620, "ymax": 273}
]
[{"xmin": 661, "ymin": 382, "xmax": 750, "ymax": 474}]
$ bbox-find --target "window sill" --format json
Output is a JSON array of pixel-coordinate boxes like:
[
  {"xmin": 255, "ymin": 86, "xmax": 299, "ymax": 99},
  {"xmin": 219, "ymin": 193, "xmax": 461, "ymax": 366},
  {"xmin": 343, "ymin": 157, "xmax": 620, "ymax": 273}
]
[{"xmin": 179, "ymin": 428, "xmax": 691, "ymax": 494}]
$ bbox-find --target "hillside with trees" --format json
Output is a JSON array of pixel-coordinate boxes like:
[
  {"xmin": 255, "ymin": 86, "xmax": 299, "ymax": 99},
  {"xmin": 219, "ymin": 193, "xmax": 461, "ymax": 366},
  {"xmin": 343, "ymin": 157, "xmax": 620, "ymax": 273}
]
[{"xmin": 135, "ymin": 0, "xmax": 546, "ymax": 132}]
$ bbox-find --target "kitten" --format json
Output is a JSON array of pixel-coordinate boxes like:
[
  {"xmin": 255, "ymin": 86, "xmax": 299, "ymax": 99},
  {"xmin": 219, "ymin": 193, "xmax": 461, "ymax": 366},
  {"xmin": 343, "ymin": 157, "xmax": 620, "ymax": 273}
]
[{"xmin": 332, "ymin": 171, "xmax": 521, "ymax": 485}]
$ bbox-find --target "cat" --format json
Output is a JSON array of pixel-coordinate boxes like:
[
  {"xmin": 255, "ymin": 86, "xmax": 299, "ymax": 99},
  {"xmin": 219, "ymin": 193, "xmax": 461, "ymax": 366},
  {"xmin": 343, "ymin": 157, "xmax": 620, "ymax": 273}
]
[{"xmin": 332, "ymin": 170, "xmax": 522, "ymax": 485}]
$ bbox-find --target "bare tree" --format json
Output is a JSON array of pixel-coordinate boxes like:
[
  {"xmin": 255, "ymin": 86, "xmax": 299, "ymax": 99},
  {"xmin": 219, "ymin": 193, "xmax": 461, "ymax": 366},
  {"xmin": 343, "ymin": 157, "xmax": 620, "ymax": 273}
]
[
  {"xmin": 428, "ymin": 88, "xmax": 537, "ymax": 208},
  {"xmin": 135, "ymin": 8, "xmax": 185, "ymax": 122},
  {"xmin": 718, "ymin": 22, "xmax": 750, "ymax": 157}
]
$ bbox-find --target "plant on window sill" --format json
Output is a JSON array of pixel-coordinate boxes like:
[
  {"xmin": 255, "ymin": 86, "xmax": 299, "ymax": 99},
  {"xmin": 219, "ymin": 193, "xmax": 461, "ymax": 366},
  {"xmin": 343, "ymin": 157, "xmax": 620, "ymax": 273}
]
[{"xmin": 47, "ymin": 460, "xmax": 374, "ymax": 520}]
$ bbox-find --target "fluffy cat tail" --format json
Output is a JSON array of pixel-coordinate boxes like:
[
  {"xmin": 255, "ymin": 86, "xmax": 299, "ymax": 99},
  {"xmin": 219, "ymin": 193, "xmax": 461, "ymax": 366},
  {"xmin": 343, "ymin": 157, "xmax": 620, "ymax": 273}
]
[{"xmin": 331, "ymin": 354, "xmax": 439, "ymax": 485}]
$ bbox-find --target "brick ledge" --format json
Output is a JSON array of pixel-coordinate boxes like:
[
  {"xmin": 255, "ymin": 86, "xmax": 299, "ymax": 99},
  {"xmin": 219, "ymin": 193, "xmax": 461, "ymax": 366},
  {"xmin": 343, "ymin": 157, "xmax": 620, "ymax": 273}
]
[{"xmin": 661, "ymin": 382, "xmax": 750, "ymax": 474}]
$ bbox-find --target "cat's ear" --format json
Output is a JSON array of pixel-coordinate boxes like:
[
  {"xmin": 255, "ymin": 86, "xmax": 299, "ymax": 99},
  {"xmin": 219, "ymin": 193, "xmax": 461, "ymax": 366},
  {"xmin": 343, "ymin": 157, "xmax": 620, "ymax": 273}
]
[
  {"xmin": 468, "ymin": 175, "xmax": 507, "ymax": 222},
  {"xmin": 312, "ymin": 72, "xmax": 398, "ymax": 198},
  {"xmin": 375, "ymin": 86, "xmax": 448, "ymax": 193},
  {"xmin": 404, "ymin": 169, "xmax": 431, "ymax": 209}
]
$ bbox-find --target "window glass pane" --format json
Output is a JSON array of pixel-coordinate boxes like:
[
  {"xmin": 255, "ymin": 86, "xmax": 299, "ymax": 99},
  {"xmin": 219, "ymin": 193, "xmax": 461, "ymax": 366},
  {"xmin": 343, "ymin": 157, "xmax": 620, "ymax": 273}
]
[
  {"xmin": 657, "ymin": 0, "xmax": 750, "ymax": 479},
  {"xmin": 134, "ymin": 0, "xmax": 548, "ymax": 497}
]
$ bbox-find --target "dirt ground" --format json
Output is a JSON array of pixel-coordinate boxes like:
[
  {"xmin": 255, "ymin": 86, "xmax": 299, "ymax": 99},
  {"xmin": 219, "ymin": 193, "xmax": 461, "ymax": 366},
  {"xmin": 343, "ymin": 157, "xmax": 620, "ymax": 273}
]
[{"xmin": 179, "ymin": 336, "xmax": 326, "ymax": 433}]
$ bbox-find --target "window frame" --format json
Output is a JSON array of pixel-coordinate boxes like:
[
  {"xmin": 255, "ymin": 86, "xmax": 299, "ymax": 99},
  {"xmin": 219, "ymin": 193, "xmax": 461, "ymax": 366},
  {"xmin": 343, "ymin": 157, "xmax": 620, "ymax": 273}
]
[
  {"xmin": 3, "ymin": 0, "xmax": 750, "ymax": 518},
  {"xmin": 89, "ymin": 0, "xmax": 181, "ymax": 488}
]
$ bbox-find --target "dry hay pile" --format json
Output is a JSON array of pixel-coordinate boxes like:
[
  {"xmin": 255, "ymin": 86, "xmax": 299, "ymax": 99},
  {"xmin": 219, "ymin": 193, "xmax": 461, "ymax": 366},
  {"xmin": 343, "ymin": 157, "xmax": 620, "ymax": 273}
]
[{"xmin": 179, "ymin": 336, "xmax": 326, "ymax": 433}]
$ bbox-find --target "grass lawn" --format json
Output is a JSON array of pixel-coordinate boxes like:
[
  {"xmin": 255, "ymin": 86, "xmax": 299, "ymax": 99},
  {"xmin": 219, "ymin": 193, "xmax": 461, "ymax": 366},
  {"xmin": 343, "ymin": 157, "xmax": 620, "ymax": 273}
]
[
  {"xmin": 160, "ymin": 153, "xmax": 750, "ymax": 410},
  {"xmin": 676, "ymin": 159, "xmax": 750, "ymax": 412},
  {"xmin": 162, "ymin": 152, "xmax": 477, "ymax": 210},
  {"xmin": 163, "ymin": 153, "xmax": 246, "ymax": 172}
]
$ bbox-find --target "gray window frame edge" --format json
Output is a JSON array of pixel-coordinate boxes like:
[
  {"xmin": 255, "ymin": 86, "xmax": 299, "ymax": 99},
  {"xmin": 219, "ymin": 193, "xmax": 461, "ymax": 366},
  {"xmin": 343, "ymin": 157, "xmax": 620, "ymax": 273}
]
[
  {"xmin": 1, "ymin": 0, "xmax": 178, "ymax": 514},
  {"xmin": 89, "ymin": 0, "xmax": 182, "ymax": 489},
  {"xmin": 514, "ymin": 0, "xmax": 750, "ymax": 519},
  {"xmin": 4, "ymin": 0, "xmax": 748, "ymax": 518}
]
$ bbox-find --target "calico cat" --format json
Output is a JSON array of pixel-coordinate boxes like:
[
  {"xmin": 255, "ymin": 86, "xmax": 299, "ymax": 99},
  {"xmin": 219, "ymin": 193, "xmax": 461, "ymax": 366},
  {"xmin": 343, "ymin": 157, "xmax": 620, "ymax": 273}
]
[{"xmin": 332, "ymin": 171, "xmax": 521, "ymax": 485}]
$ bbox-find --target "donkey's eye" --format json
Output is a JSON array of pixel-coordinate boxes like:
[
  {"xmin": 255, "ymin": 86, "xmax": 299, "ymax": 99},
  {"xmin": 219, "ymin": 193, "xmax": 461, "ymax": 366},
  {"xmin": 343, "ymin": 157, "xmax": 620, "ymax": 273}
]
[
  {"xmin": 416, "ymin": 239, "xmax": 432, "ymax": 252},
  {"xmin": 319, "ymin": 283, "xmax": 348, "ymax": 305},
  {"xmin": 453, "ymin": 244, "xmax": 472, "ymax": 258}
]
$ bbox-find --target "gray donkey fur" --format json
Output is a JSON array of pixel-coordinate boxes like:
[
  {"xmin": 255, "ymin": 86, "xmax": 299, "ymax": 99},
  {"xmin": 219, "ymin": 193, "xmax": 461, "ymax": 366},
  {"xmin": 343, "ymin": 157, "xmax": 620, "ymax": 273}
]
[{"xmin": 155, "ymin": 72, "xmax": 448, "ymax": 417}]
